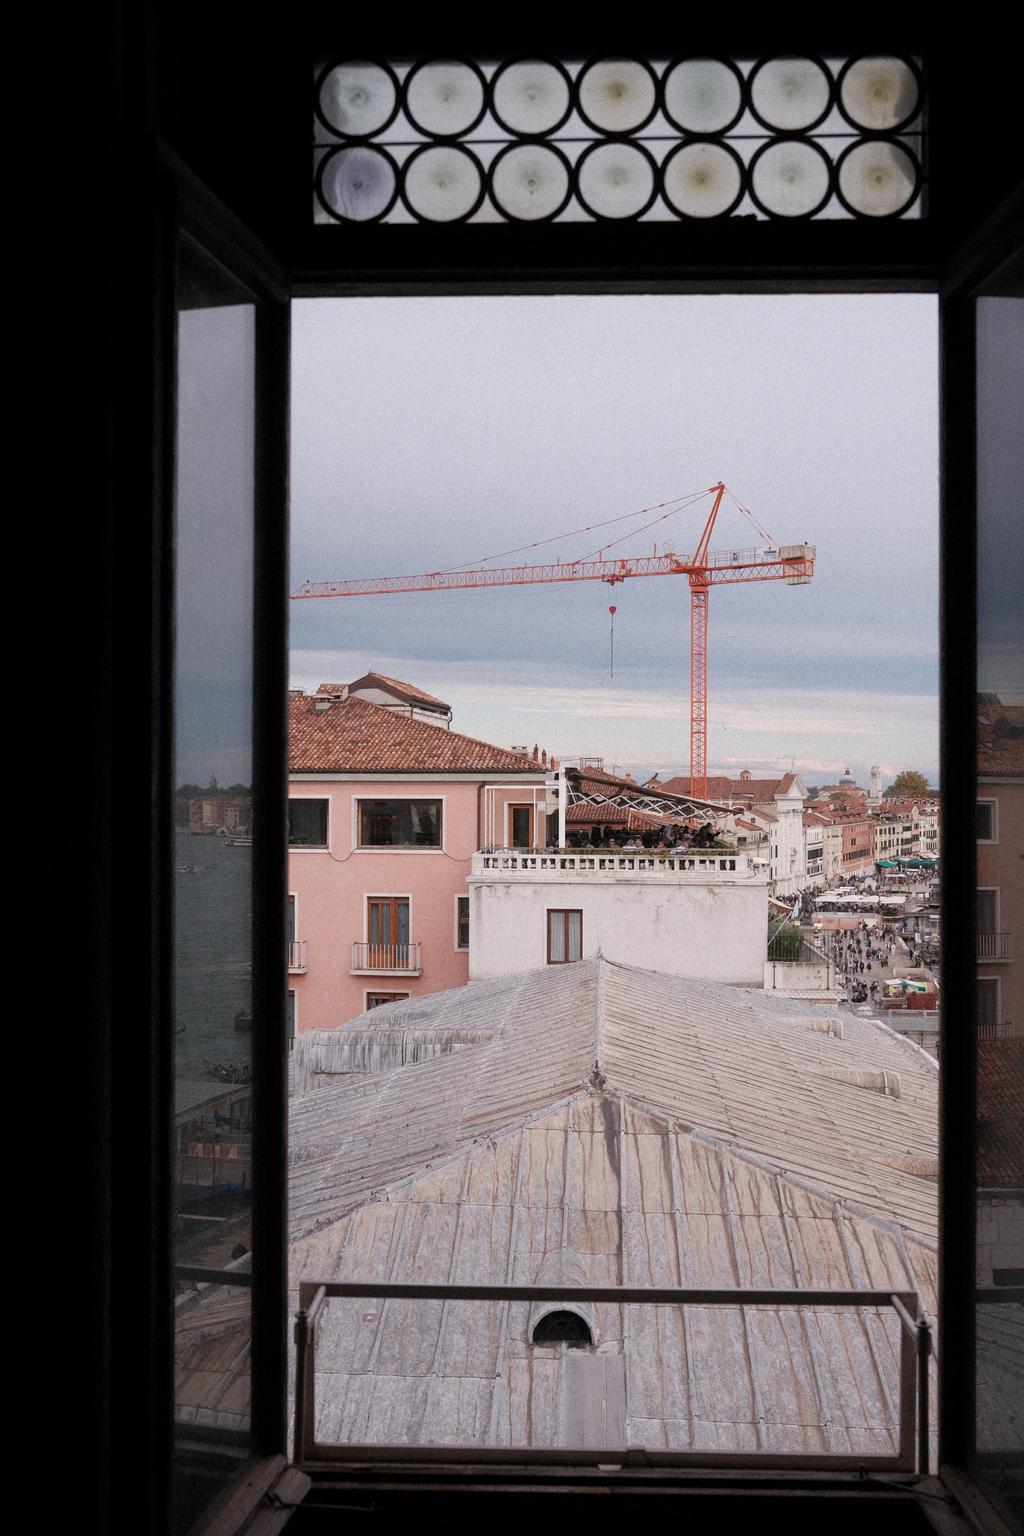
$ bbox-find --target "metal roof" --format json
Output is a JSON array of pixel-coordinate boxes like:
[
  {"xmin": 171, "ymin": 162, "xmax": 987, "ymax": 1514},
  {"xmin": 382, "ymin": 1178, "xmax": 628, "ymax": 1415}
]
[{"xmin": 286, "ymin": 959, "xmax": 944, "ymax": 1456}]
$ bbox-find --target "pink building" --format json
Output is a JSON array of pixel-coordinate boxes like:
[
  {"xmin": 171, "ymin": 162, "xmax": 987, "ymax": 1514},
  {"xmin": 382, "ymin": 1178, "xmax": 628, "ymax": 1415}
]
[{"xmin": 287, "ymin": 677, "xmax": 551, "ymax": 1032}]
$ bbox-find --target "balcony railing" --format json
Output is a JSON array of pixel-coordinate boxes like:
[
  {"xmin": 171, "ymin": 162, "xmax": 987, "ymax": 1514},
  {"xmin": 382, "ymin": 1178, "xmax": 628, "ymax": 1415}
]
[
  {"xmin": 287, "ymin": 940, "xmax": 307, "ymax": 973},
  {"xmin": 474, "ymin": 851, "xmax": 745, "ymax": 878},
  {"xmin": 978, "ymin": 933, "xmax": 1013, "ymax": 960},
  {"xmin": 351, "ymin": 942, "xmax": 422, "ymax": 975},
  {"xmin": 293, "ymin": 1280, "xmax": 934, "ymax": 1474}
]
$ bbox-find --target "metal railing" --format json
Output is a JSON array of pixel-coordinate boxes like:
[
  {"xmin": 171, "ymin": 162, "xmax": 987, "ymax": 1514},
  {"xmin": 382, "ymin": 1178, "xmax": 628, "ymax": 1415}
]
[
  {"xmin": 293, "ymin": 1280, "xmax": 934, "ymax": 1472},
  {"xmin": 287, "ymin": 941, "xmax": 306, "ymax": 973},
  {"xmin": 977, "ymin": 933, "xmax": 1013, "ymax": 960},
  {"xmin": 351, "ymin": 942, "xmax": 422, "ymax": 972}
]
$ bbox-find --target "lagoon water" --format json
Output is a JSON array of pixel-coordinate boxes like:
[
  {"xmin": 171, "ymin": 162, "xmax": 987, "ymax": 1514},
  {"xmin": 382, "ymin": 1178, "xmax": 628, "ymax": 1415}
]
[{"xmin": 174, "ymin": 827, "xmax": 252, "ymax": 1083}]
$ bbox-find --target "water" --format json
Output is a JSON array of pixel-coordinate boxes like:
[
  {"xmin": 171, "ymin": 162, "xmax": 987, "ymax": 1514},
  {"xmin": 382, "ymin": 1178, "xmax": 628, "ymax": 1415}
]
[{"xmin": 174, "ymin": 827, "xmax": 252, "ymax": 1082}]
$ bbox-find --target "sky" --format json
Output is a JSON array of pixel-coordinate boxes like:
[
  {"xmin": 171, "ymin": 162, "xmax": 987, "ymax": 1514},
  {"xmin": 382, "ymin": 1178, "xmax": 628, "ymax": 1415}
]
[{"xmin": 288, "ymin": 293, "xmax": 940, "ymax": 791}]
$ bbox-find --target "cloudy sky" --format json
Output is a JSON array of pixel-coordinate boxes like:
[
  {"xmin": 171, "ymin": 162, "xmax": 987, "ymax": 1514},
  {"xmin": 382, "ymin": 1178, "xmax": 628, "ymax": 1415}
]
[{"xmin": 289, "ymin": 293, "xmax": 939, "ymax": 790}]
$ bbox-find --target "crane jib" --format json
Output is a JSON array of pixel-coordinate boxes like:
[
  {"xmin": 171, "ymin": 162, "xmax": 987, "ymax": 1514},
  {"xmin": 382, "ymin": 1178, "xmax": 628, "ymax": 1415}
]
[{"xmin": 291, "ymin": 548, "xmax": 814, "ymax": 600}]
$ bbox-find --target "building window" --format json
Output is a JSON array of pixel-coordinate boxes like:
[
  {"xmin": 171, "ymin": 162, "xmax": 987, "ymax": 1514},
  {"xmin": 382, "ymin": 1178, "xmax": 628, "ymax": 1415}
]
[
  {"xmin": 456, "ymin": 895, "xmax": 470, "ymax": 949},
  {"xmin": 978, "ymin": 978, "xmax": 1000, "ymax": 1033},
  {"xmin": 976, "ymin": 800, "xmax": 997, "ymax": 841},
  {"xmin": 289, "ymin": 798, "xmax": 329, "ymax": 846},
  {"xmin": 287, "ymin": 989, "xmax": 296, "ymax": 1042},
  {"xmin": 548, "ymin": 909, "xmax": 583, "ymax": 964},
  {"xmin": 358, "ymin": 799, "xmax": 442, "ymax": 847},
  {"xmin": 366, "ymin": 991, "xmax": 410, "ymax": 1009},
  {"xmin": 509, "ymin": 804, "xmax": 533, "ymax": 847},
  {"xmin": 532, "ymin": 1310, "xmax": 592, "ymax": 1347},
  {"xmin": 977, "ymin": 889, "xmax": 998, "ymax": 935}
]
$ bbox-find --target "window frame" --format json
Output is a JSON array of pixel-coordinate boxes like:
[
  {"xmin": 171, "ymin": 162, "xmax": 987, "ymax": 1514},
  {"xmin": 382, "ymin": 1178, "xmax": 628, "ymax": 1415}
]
[
  {"xmin": 976, "ymin": 798, "xmax": 999, "ymax": 842},
  {"xmin": 288, "ymin": 794, "xmax": 331, "ymax": 850},
  {"xmin": 547, "ymin": 908, "xmax": 583, "ymax": 965},
  {"xmin": 353, "ymin": 794, "xmax": 445, "ymax": 851},
  {"xmin": 455, "ymin": 893, "xmax": 470, "ymax": 951}
]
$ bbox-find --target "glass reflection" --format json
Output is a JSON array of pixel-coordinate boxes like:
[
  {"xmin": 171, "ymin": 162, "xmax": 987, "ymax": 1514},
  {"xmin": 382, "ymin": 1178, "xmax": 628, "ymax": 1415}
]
[
  {"xmin": 974, "ymin": 287, "xmax": 1024, "ymax": 1526},
  {"xmin": 171, "ymin": 234, "xmax": 256, "ymax": 1534}
]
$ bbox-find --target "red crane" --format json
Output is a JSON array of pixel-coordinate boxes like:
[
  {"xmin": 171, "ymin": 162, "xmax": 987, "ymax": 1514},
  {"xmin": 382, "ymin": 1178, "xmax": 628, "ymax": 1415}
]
[{"xmin": 291, "ymin": 484, "xmax": 814, "ymax": 800}]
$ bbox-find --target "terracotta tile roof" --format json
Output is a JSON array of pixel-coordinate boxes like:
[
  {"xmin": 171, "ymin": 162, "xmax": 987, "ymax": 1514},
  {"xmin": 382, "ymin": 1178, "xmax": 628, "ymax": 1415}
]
[
  {"xmin": 978, "ymin": 1039, "xmax": 1024, "ymax": 1188},
  {"xmin": 978, "ymin": 702, "xmax": 1024, "ymax": 776},
  {"xmin": 316, "ymin": 673, "xmax": 451, "ymax": 710},
  {"xmin": 289, "ymin": 695, "xmax": 545, "ymax": 775},
  {"xmin": 661, "ymin": 773, "xmax": 800, "ymax": 803}
]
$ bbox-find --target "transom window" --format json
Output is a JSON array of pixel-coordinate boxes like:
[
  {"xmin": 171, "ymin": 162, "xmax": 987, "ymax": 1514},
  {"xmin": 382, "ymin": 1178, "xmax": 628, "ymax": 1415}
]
[{"xmin": 314, "ymin": 54, "xmax": 925, "ymax": 226}]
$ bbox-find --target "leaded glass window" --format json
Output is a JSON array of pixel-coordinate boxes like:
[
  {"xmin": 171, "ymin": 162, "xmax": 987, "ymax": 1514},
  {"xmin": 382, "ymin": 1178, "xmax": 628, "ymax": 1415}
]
[{"xmin": 313, "ymin": 55, "xmax": 925, "ymax": 226}]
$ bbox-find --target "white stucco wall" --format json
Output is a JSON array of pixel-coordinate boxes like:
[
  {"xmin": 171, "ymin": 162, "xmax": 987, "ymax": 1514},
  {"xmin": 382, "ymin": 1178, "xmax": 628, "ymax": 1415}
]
[{"xmin": 468, "ymin": 872, "xmax": 768, "ymax": 986}]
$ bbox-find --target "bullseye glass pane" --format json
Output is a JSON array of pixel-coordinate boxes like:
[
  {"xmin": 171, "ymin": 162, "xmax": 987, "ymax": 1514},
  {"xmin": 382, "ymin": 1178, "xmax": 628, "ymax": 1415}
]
[
  {"xmin": 491, "ymin": 145, "xmax": 568, "ymax": 220},
  {"xmin": 577, "ymin": 58, "xmax": 656, "ymax": 133},
  {"xmin": 492, "ymin": 60, "xmax": 570, "ymax": 134},
  {"xmin": 405, "ymin": 61, "xmax": 484, "ymax": 137},
  {"xmin": 751, "ymin": 140, "xmax": 830, "ymax": 217},
  {"xmin": 576, "ymin": 142, "xmax": 654, "ymax": 218},
  {"xmin": 320, "ymin": 147, "xmax": 396, "ymax": 221},
  {"xmin": 750, "ymin": 57, "xmax": 831, "ymax": 130},
  {"xmin": 840, "ymin": 57, "xmax": 919, "ymax": 130},
  {"xmin": 663, "ymin": 142, "xmax": 742, "ymax": 217},
  {"xmin": 318, "ymin": 62, "xmax": 396, "ymax": 137},
  {"xmin": 838, "ymin": 141, "xmax": 916, "ymax": 217},
  {"xmin": 404, "ymin": 146, "xmax": 481, "ymax": 221},
  {"xmin": 663, "ymin": 58, "xmax": 742, "ymax": 133}
]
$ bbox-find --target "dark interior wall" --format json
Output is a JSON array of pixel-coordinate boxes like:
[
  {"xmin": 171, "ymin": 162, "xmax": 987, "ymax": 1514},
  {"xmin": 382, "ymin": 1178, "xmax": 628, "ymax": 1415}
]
[{"xmin": 52, "ymin": 6, "xmax": 1019, "ymax": 1533}]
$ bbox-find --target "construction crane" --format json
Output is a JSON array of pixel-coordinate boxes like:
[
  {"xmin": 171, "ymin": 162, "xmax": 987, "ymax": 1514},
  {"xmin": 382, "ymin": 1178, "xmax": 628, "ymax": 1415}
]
[{"xmin": 291, "ymin": 484, "xmax": 815, "ymax": 800}]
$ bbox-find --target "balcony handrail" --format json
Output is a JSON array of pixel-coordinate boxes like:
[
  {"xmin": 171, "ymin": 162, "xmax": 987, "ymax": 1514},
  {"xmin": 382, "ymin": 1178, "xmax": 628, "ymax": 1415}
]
[
  {"xmin": 977, "ymin": 932, "xmax": 1012, "ymax": 959},
  {"xmin": 293, "ymin": 1280, "xmax": 932, "ymax": 1474},
  {"xmin": 351, "ymin": 941, "xmax": 422, "ymax": 971}
]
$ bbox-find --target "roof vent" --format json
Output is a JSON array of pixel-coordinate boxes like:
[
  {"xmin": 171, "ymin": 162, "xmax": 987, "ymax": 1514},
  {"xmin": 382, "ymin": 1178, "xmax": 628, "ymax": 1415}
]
[
  {"xmin": 820, "ymin": 1066, "xmax": 901, "ymax": 1098},
  {"xmin": 314, "ymin": 698, "xmax": 332, "ymax": 712}
]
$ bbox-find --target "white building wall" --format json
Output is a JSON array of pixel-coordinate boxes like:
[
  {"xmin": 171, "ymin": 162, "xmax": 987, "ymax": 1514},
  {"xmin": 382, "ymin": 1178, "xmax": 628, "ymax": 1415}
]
[{"xmin": 468, "ymin": 871, "xmax": 768, "ymax": 986}]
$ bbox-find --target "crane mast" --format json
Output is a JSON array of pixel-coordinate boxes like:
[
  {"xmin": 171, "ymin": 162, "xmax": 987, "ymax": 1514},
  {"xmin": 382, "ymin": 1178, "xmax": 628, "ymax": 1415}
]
[{"xmin": 292, "ymin": 484, "xmax": 815, "ymax": 801}]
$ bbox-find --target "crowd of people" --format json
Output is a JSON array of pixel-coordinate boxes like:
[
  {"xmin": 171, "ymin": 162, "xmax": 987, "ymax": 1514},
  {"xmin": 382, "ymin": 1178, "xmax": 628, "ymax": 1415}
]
[{"xmin": 565, "ymin": 821, "xmax": 721, "ymax": 852}]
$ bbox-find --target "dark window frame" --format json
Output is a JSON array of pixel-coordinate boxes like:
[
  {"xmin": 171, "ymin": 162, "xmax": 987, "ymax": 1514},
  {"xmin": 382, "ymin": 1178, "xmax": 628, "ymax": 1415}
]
[{"xmin": 288, "ymin": 796, "xmax": 330, "ymax": 847}]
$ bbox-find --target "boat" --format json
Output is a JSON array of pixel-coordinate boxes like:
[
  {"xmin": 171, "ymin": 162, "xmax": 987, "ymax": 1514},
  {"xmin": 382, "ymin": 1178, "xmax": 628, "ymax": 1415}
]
[
  {"xmin": 234, "ymin": 1009, "xmax": 252, "ymax": 1032},
  {"xmin": 175, "ymin": 861, "xmax": 196, "ymax": 873}
]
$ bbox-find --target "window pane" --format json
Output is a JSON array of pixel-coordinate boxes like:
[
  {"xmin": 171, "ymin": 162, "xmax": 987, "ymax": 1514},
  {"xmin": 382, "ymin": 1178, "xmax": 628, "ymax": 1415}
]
[
  {"xmin": 549, "ymin": 910, "xmax": 565, "ymax": 962},
  {"xmin": 289, "ymin": 798, "xmax": 329, "ymax": 845},
  {"xmin": 567, "ymin": 909, "xmax": 583, "ymax": 961},
  {"xmin": 359, "ymin": 799, "xmax": 442, "ymax": 846},
  {"xmin": 172, "ymin": 235, "xmax": 255, "ymax": 1524},
  {"xmin": 974, "ymin": 287, "xmax": 1024, "ymax": 1521},
  {"xmin": 976, "ymin": 801, "xmax": 994, "ymax": 840}
]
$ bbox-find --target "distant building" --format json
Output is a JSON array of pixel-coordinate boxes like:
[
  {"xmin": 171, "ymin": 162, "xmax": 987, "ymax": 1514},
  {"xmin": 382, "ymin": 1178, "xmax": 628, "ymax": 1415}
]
[
  {"xmin": 977, "ymin": 696, "xmax": 1023, "ymax": 1039},
  {"xmin": 661, "ymin": 770, "xmax": 808, "ymax": 895}
]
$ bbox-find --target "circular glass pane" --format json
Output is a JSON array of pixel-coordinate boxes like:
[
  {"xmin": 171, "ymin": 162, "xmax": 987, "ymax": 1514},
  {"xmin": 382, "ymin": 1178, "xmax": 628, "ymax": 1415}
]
[
  {"xmin": 319, "ymin": 146, "xmax": 396, "ymax": 221},
  {"xmin": 663, "ymin": 58, "xmax": 742, "ymax": 133},
  {"xmin": 751, "ymin": 140, "xmax": 831, "ymax": 216},
  {"xmin": 403, "ymin": 146, "xmax": 482, "ymax": 221},
  {"xmin": 491, "ymin": 145, "xmax": 569, "ymax": 220},
  {"xmin": 750, "ymin": 57, "xmax": 831, "ymax": 130},
  {"xmin": 663, "ymin": 142, "xmax": 742, "ymax": 218},
  {"xmin": 838, "ymin": 140, "xmax": 917, "ymax": 216},
  {"xmin": 840, "ymin": 57, "xmax": 919, "ymax": 130},
  {"xmin": 577, "ymin": 58, "xmax": 656, "ymax": 133},
  {"xmin": 577, "ymin": 142, "xmax": 655, "ymax": 219},
  {"xmin": 492, "ymin": 60, "xmax": 570, "ymax": 135},
  {"xmin": 318, "ymin": 62, "xmax": 397, "ymax": 138},
  {"xmin": 405, "ymin": 60, "xmax": 485, "ymax": 137}
]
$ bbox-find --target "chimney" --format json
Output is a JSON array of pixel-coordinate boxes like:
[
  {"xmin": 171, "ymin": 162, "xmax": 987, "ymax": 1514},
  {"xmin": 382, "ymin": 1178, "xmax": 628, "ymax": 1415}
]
[
  {"xmin": 541, "ymin": 750, "xmax": 547, "ymax": 767},
  {"xmin": 533, "ymin": 744, "xmax": 539, "ymax": 761},
  {"xmin": 551, "ymin": 758, "xmax": 559, "ymax": 771}
]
